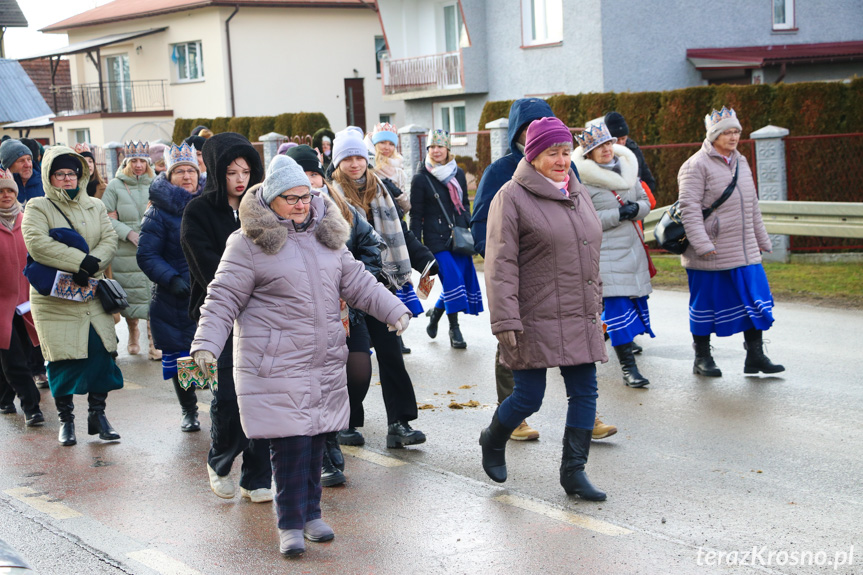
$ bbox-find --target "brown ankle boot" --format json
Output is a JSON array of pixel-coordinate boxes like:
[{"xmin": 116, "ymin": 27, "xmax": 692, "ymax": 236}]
[
  {"xmin": 592, "ymin": 416, "xmax": 617, "ymax": 440},
  {"xmin": 147, "ymin": 322, "xmax": 162, "ymax": 361},
  {"xmin": 127, "ymin": 318, "xmax": 140, "ymax": 355}
]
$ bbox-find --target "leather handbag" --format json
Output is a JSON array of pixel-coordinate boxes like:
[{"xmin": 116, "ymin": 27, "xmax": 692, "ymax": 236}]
[
  {"xmin": 96, "ymin": 278, "xmax": 130, "ymax": 314},
  {"xmin": 655, "ymin": 161, "xmax": 738, "ymax": 254},
  {"xmin": 425, "ymin": 174, "xmax": 476, "ymax": 257}
]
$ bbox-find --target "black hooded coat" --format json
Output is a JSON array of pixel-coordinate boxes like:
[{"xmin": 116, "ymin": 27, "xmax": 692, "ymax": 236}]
[{"xmin": 180, "ymin": 132, "xmax": 264, "ymax": 321}]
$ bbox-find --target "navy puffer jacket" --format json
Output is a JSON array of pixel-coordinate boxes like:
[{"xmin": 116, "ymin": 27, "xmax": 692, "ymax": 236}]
[{"xmin": 137, "ymin": 173, "xmax": 200, "ymax": 354}]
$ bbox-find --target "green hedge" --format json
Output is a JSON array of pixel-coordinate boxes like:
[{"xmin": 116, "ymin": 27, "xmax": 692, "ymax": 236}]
[{"xmin": 171, "ymin": 113, "xmax": 331, "ymax": 144}]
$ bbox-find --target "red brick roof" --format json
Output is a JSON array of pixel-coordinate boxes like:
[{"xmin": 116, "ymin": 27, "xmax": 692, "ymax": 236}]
[
  {"xmin": 42, "ymin": 0, "xmax": 376, "ymax": 32},
  {"xmin": 19, "ymin": 59, "xmax": 72, "ymax": 113}
]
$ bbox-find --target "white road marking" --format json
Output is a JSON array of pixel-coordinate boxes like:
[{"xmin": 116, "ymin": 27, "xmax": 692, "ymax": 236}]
[
  {"xmin": 341, "ymin": 445, "xmax": 407, "ymax": 467},
  {"xmin": 4, "ymin": 487, "xmax": 82, "ymax": 520},
  {"xmin": 122, "ymin": 381, "xmax": 142, "ymax": 390},
  {"xmin": 493, "ymin": 494, "xmax": 632, "ymax": 536},
  {"xmin": 126, "ymin": 549, "xmax": 203, "ymax": 575}
]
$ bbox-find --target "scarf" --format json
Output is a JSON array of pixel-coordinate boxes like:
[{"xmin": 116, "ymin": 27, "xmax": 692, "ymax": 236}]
[
  {"xmin": 425, "ymin": 154, "xmax": 465, "ymax": 215},
  {"xmin": 598, "ymin": 156, "xmax": 622, "ymax": 175},
  {"xmin": 332, "ymin": 176, "xmax": 411, "ymax": 288},
  {"xmin": 540, "ymin": 173, "xmax": 570, "ymax": 197},
  {"xmin": 0, "ymin": 201, "xmax": 21, "ymax": 231},
  {"xmin": 375, "ymin": 155, "xmax": 402, "ymax": 181}
]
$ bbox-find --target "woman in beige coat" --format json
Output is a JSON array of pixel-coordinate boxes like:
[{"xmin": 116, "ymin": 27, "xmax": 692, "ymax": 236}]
[
  {"xmin": 22, "ymin": 147, "xmax": 123, "ymax": 446},
  {"xmin": 481, "ymin": 117, "xmax": 608, "ymax": 501},
  {"xmin": 678, "ymin": 107, "xmax": 783, "ymax": 377}
]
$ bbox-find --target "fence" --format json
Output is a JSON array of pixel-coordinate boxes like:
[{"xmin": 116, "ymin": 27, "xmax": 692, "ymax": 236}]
[
  {"xmin": 381, "ymin": 52, "xmax": 462, "ymax": 95},
  {"xmin": 784, "ymin": 133, "xmax": 863, "ymax": 252},
  {"xmin": 53, "ymin": 81, "xmax": 169, "ymax": 115}
]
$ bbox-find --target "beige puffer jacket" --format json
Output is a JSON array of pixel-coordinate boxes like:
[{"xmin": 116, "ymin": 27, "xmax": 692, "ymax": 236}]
[{"xmin": 677, "ymin": 140, "xmax": 771, "ymax": 271}]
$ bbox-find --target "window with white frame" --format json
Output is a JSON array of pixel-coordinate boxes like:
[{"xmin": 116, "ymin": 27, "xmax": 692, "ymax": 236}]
[
  {"xmin": 443, "ymin": 3, "xmax": 464, "ymax": 53},
  {"xmin": 434, "ymin": 101, "xmax": 466, "ymax": 133},
  {"xmin": 375, "ymin": 36, "xmax": 387, "ymax": 77},
  {"xmin": 70, "ymin": 129, "xmax": 91, "ymax": 145},
  {"xmin": 772, "ymin": 0, "xmax": 795, "ymax": 30},
  {"xmin": 522, "ymin": 0, "xmax": 563, "ymax": 46},
  {"xmin": 171, "ymin": 41, "xmax": 204, "ymax": 82}
]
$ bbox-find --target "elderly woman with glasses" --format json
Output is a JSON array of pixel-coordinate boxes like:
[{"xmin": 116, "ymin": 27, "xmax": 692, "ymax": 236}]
[
  {"xmin": 190, "ymin": 155, "xmax": 410, "ymax": 557},
  {"xmin": 481, "ymin": 117, "xmax": 608, "ymax": 501},
  {"xmin": 677, "ymin": 107, "xmax": 783, "ymax": 377},
  {"xmin": 21, "ymin": 147, "xmax": 122, "ymax": 446},
  {"xmin": 137, "ymin": 143, "xmax": 206, "ymax": 433}
]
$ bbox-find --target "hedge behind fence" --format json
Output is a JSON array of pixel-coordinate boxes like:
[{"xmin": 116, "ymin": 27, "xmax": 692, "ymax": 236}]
[{"xmin": 172, "ymin": 113, "xmax": 330, "ymax": 145}]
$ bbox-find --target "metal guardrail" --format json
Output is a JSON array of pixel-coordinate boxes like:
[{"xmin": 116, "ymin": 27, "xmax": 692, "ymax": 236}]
[
  {"xmin": 643, "ymin": 201, "xmax": 863, "ymax": 243},
  {"xmin": 53, "ymin": 80, "xmax": 169, "ymax": 115}
]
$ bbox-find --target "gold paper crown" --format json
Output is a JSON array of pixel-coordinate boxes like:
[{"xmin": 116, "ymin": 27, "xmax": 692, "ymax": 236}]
[
  {"xmin": 123, "ymin": 141, "xmax": 150, "ymax": 159},
  {"xmin": 704, "ymin": 106, "xmax": 738, "ymax": 131},
  {"xmin": 574, "ymin": 123, "xmax": 613, "ymax": 153},
  {"xmin": 165, "ymin": 142, "xmax": 198, "ymax": 173}
]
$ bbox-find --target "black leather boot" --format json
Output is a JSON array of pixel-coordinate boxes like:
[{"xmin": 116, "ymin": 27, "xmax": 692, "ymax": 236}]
[
  {"xmin": 744, "ymin": 337, "xmax": 785, "ymax": 374},
  {"xmin": 693, "ymin": 337, "xmax": 722, "ymax": 377},
  {"xmin": 325, "ymin": 431, "xmax": 344, "ymax": 471},
  {"xmin": 172, "ymin": 376, "xmax": 200, "ymax": 432},
  {"xmin": 631, "ymin": 339, "xmax": 643, "ymax": 354},
  {"xmin": 448, "ymin": 313, "xmax": 467, "ymax": 349},
  {"xmin": 386, "ymin": 420, "xmax": 426, "ymax": 448},
  {"xmin": 479, "ymin": 410, "xmax": 514, "ymax": 483},
  {"xmin": 425, "ymin": 307, "xmax": 444, "ymax": 339},
  {"xmin": 560, "ymin": 426, "xmax": 606, "ymax": 501},
  {"xmin": 337, "ymin": 427, "xmax": 365, "ymax": 446},
  {"xmin": 55, "ymin": 395, "xmax": 76, "ymax": 446},
  {"xmin": 87, "ymin": 393, "xmax": 120, "ymax": 440},
  {"xmin": 320, "ymin": 448, "xmax": 346, "ymax": 487},
  {"xmin": 613, "ymin": 343, "xmax": 649, "ymax": 387},
  {"xmin": 398, "ymin": 335, "xmax": 411, "ymax": 354}
]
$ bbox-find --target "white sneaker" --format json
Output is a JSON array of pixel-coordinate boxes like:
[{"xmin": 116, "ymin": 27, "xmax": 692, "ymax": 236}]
[
  {"xmin": 207, "ymin": 463, "xmax": 236, "ymax": 499},
  {"xmin": 240, "ymin": 486, "xmax": 273, "ymax": 503}
]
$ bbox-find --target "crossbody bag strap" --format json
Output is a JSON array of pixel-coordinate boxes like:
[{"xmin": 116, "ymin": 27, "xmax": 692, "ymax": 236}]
[
  {"xmin": 703, "ymin": 160, "xmax": 739, "ymax": 218},
  {"xmin": 610, "ymin": 190, "xmax": 646, "ymax": 242},
  {"xmin": 47, "ymin": 199, "xmax": 77, "ymax": 232},
  {"xmin": 424, "ymin": 173, "xmax": 454, "ymax": 230}
]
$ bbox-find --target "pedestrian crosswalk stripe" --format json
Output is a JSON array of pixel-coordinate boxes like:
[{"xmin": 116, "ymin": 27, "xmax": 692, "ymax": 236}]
[
  {"xmin": 4, "ymin": 487, "xmax": 83, "ymax": 520},
  {"xmin": 127, "ymin": 549, "xmax": 203, "ymax": 575},
  {"xmin": 493, "ymin": 494, "xmax": 632, "ymax": 536},
  {"xmin": 341, "ymin": 445, "xmax": 407, "ymax": 467}
]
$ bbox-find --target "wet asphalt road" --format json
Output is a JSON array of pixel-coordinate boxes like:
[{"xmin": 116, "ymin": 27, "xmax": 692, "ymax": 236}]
[{"xmin": 0, "ymin": 277, "xmax": 861, "ymax": 575}]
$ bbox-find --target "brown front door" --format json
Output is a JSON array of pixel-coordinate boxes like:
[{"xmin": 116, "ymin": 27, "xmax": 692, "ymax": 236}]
[{"xmin": 344, "ymin": 78, "xmax": 366, "ymax": 132}]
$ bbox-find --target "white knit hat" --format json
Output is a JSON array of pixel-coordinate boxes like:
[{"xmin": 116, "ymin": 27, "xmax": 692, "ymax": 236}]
[
  {"xmin": 705, "ymin": 106, "xmax": 742, "ymax": 142},
  {"xmin": 332, "ymin": 127, "xmax": 368, "ymax": 169}
]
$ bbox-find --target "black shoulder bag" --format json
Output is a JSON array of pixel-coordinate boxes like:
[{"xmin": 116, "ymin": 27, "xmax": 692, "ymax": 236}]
[
  {"xmin": 49, "ymin": 201, "xmax": 130, "ymax": 314},
  {"xmin": 654, "ymin": 160, "xmax": 738, "ymax": 255},
  {"xmin": 423, "ymin": 174, "xmax": 476, "ymax": 257}
]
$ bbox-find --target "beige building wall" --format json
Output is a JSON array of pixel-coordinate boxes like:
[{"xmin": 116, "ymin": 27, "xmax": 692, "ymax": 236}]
[
  {"xmin": 53, "ymin": 116, "xmax": 173, "ymax": 147},
  {"xmin": 0, "ymin": 126, "xmax": 55, "ymax": 144}
]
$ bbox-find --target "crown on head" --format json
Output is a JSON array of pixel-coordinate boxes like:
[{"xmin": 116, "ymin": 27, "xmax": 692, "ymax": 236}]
[
  {"xmin": 427, "ymin": 129, "xmax": 450, "ymax": 149},
  {"xmin": 74, "ymin": 142, "xmax": 91, "ymax": 154},
  {"xmin": 375, "ymin": 122, "xmax": 397, "ymax": 135},
  {"xmin": 574, "ymin": 122, "xmax": 613, "ymax": 153},
  {"xmin": 705, "ymin": 106, "xmax": 738, "ymax": 131},
  {"xmin": 165, "ymin": 142, "xmax": 198, "ymax": 173},
  {"xmin": 123, "ymin": 141, "xmax": 150, "ymax": 159}
]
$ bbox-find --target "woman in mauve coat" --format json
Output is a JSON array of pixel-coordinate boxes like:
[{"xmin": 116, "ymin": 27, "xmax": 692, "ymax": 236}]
[
  {"xmin": 481, "ymin": 117, "xmax": 608, "ymax": 501},
  {"xmin": 678, "ymin": 106, "xmax": 783, "ymax": 378},
  {"xmin": 190, "ymin": 156, "xmax": 409, "ymax": 558}
]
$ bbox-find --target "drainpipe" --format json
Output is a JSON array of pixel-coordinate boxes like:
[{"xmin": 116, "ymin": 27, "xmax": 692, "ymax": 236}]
[{"xmin": 225, "ymin": 5, "xmax": 239, "ymax": 117}]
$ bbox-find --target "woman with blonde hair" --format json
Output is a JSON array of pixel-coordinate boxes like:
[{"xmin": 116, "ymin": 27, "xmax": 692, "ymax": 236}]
[{"xmin": 102, "ymin": 142, "xmax": 159, "ymax": 359}]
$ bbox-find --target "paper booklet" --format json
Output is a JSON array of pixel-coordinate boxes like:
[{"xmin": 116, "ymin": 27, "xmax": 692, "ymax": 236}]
[
  {"xmin": 15, "ymin": 301, "xmax": 31, "ymax": 315},
  {"xmin": 50, "ymin": 271, "xmax": 99, "ymax": 302},
  {"xmin": 417, "ymin": 260, "xmax": 436, "ymax": 300}
]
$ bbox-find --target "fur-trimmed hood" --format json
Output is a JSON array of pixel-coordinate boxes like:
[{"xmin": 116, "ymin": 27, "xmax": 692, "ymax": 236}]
[
  {"xmin": 238, "ymin": 183, "xmax": 350, "ymax": 255},
  {"xmin": 573, "ymin": 143, "xmax": 639, "ymax": 191},
  {"xmin": 149, "ymin": 172, "xmax": 199, "ymax": 215}
]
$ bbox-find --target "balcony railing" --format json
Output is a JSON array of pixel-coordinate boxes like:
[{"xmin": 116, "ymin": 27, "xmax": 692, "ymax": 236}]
[
  {"xmin": 381, "ymin": 52, "xmax": 462, "ymax": 95},
  {"xmin": 52, "ymin": 80, "xmax": 169, "ymax": 115}
]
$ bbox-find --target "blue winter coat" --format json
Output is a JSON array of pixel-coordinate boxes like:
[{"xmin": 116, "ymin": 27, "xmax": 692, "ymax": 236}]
[
  {"xmin": 471, "ymin": 98, "xmax": 580, "ymax": 257},
  {"xmin": 14, "ymin": 172, "xmax": 45, "ymax": 205},
  {"xmin": 137, "ymin": 174, "xmax": 199, "ymax": 354}
]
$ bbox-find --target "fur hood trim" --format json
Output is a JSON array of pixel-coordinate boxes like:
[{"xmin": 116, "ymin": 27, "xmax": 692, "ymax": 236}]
[
  {"xmin": 573, "ymin": 143, "xmax": 639, "ymax": 191},
  {"xmin": 239, "ymin": 184, "xmax": 350, "ymax": 255}
]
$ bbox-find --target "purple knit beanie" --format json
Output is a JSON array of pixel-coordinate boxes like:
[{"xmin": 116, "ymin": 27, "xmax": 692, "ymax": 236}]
[{"xmin": 524, "ymin": 117, "xmax": 573, "ymax": 163}]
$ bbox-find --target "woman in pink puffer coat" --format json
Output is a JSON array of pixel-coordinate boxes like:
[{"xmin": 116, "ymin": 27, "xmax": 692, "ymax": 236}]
[
  {"xmin": 191, "ymin": 156, "xmax": 409, "ymax": 558},
  {"xmin": 677, "ymin": 106, "xmax": 783, "ymax": 378}
]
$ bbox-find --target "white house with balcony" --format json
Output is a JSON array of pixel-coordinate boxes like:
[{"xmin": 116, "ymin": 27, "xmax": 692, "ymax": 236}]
[
  {"xmin": 378, "ymin": 0, "xmax": 863, "ymax": 134},
  {"xmin": 21, "ymin": 0, "xmax": 405, "ymax": 146}
]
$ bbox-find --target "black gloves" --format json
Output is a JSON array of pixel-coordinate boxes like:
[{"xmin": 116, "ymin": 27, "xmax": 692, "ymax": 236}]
[
  {"xmin": 71, "ymin": 269, "xmax": 90, "ymax": 287},
  {"xmin": 168, "ymin": 276, "xmax": 190, "ymax": 296},
  {"xmin": 618, "ymin": 202, "xmax": 640, "ymax": 221},
  {"xmin": 80, "ymin": 255, "xmax": 101, "ymax": 276},
  {"xmin": 428, "ymin": 260, "xmax": 440, "ymax": 277}
]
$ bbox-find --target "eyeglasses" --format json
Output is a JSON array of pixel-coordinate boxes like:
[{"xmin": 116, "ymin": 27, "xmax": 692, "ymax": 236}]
[
  {"xmin": 52, "ymin": 171, "xmax": 79, "ymax": 180},
  {"xmin": 172, "ymin": 168, "xmax": 198, "ymax": 177},
  {"xmin": 279, "ymin": 193, "xmax": 312, "ymax": 205},
  {"xmin": 721, "ymin": 129, "xmax": 741, "ymax": 137}
]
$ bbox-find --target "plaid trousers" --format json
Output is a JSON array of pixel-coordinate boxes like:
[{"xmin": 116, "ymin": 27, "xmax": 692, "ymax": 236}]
[{"xmin": 269, "ymin": 434, "xmax": 326, "ymax": 530}]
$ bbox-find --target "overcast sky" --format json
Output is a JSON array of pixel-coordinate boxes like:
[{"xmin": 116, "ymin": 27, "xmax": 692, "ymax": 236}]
[{"xmin": 5, "ymin": 0, "xmax": 112, "ymax": 59}]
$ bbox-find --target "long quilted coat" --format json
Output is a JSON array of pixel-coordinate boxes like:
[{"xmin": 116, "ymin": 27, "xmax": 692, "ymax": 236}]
[
  {"xmin": 191, "ymin": 187, "xmax": 408, "ymax": 439},
  {"xmin": 101, "ymin": 167, "xmax": 153, "ymax": 318},
  {"xmin": 485, "ymin": 159, "xmax": 608, "ymax": 371},
  {"xmin": 677, "ymin": 139, "xmax": 772, "ymax": 270}
]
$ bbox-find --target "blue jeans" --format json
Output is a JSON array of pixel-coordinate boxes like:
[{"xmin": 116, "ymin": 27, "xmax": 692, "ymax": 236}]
[{"xmin": 498, "ymin": 364, "xmax": 597, "ymax": 430}]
